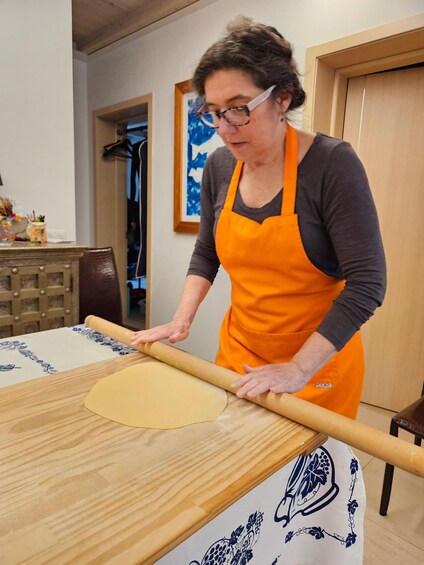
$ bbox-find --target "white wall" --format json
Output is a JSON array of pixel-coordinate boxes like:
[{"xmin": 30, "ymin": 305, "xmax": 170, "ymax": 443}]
[
  {"xmin": 0, "ymin": 0, "xmax": 76, "ymax": 239},
  {"xmin": 77, "ymin": 0, "xmax": 423, "ymax": 361},
  {"xmin": 73, "ymin": 56, "xmax": 92, "ymax": 245}
]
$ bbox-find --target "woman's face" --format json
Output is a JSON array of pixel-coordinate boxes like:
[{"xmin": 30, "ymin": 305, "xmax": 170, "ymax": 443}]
[{"xmin": 203, "ymin": 69, "xmax": 290, "ymax": 164}]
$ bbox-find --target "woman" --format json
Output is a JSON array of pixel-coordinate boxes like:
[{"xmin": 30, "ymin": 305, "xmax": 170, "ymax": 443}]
[{"xmin": 133, "ymin": 17, "xmax": 386, "ymax": 419}]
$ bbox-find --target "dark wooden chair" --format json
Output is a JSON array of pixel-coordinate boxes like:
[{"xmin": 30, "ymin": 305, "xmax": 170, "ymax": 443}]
[
  {"xmin": 79, "ymin": 247, "xmax": 123, "ymax": 326},
  {"xmin": 379, "ymin": 383, "xmax": 424, "ymax": 516}
]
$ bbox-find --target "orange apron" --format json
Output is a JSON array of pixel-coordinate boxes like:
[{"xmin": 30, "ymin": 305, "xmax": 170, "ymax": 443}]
[{"xmin": 215, "ymin": 124, "xmax": 364, "ymax": 419}]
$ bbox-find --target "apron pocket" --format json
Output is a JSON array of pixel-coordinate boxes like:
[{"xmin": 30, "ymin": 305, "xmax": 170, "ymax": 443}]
[{"xmin": 230, "ymin": 315, "xmax": 315, "ymax": 364}]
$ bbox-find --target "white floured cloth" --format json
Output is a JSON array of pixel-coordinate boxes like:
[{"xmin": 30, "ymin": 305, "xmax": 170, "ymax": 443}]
[{"xmin": 0, "ymin": 325, "xmax": 135, "ymax": 387}]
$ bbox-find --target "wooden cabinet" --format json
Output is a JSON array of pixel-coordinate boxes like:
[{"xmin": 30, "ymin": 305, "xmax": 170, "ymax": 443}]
[{"xmin": 0, "ymin": 242, "xmax": 86, "ymax": 337}]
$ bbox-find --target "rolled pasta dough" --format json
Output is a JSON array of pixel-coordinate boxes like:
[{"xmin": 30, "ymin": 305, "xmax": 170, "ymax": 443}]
[{"xmin": 85, "ymin": 361, "xmax": 228, "ymax": 429}]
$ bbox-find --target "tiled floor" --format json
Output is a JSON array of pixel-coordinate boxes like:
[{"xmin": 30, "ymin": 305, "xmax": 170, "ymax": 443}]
[{"xmin": 354, "ymin": 403, "xmax": 424, "ymax": 564}]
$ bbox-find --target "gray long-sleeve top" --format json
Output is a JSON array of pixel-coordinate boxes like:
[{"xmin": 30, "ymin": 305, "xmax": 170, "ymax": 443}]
[{"xmin": 188, "ymin": 133, "xmax": 386, "ymax": 351}]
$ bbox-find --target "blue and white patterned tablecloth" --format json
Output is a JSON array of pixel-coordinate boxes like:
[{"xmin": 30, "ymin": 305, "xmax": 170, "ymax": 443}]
[
  {"xmin": 0, "ymin": 325, "xmax": 135, "ymax": 387},
  {"xmin": 159, "ymin": 437, "xmax": 365, "ymax": 565}
]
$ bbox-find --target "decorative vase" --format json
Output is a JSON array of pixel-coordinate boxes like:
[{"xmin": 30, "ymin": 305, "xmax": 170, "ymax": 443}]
[
  {"xmin": 0, "ymin": 220, "xmax": 15, "ymax": 246},
  {"xmin": 27, "ymin": 221, "xmax": 47, "ymax": 243}
]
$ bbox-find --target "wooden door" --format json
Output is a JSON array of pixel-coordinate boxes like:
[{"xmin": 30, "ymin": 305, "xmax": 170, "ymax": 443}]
[{"xmin": 343, "ymin": 65, "xmax": 424, "ymax": 411}]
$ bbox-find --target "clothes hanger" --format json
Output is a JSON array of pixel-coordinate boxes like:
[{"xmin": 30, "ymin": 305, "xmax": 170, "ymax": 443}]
[{"xmin": 102, "ymin": 137, "xmax": 133, "ymax": 159}]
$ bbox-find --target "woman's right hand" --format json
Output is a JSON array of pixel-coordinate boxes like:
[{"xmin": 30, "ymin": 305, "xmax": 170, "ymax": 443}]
[
  {"xmin": 131, "ymin": 274, "xmax": 211, "ymax": 347},
  {"xmin": 131, "ymin": 318, "xmax": 190, "ymax": 346}
]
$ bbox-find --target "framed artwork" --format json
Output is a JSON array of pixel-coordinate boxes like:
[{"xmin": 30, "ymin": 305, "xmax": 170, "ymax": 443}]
[{"xmin": 173, "ymin": 79, "xmax": 223, "ymax": 233}]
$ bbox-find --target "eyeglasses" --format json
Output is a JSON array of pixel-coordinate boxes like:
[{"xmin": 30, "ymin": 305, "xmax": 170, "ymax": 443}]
[{"xmin": 196, "ymin": 84, "xmax": 277, "ymax": 129}]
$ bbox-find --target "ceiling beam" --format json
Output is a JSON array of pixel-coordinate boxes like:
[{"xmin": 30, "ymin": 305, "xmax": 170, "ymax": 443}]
[{"xmin": 76, "ymin": 0, "xmax": 201, "ymax": 55}]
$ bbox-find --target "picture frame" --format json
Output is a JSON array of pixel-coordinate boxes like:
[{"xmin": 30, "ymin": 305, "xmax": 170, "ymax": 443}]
[{"xmin": 173, "ymin": 79, "xmax": 222, "ymax": 233}]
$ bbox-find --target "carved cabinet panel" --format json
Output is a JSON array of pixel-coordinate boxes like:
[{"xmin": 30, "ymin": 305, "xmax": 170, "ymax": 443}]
[{"xmin": 0, "ymin": 243, "xmax": 86, "ymax": 338}]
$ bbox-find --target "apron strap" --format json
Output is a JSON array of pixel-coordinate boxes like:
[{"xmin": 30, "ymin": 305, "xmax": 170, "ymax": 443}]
[
  {"xmin": 223, "ymin": 123, "xmax": 298, "ymax": 215},
  {"xmin": 281, "ymin": 123, "xmax": 298, "ymax": 216},
  {"xmin": 223, "ymin": 160, "xmax": 243, "ymax": 210}
]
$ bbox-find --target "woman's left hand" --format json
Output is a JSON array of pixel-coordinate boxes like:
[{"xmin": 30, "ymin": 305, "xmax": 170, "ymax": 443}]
[{"xmin": 232, "ymin": 362, "xmax": 310, "ymax": 398}]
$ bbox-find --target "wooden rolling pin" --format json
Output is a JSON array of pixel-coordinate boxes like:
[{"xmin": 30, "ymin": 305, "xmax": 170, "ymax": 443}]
[{"xmin": 86, "ymin": 315, "xmax": 424, "ymax": 478}]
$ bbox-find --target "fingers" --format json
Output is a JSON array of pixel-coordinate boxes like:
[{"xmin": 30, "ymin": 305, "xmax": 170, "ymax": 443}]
[
  {"xmin": 269, "ymin": 382, "xmax": 289, "ymax": 394},
  {"xmin": 242, "ymin": 363, "xmax": 261, "ymax": 373},
  {"xmin": 131, "ymin": 327, "xmax": 168, "ymax": 344},
  {"xmin": 232, "ymin": 368, "xmax": 275, "ymax": 398},
  {"xmin": 233, "ymin": 377, "xmax": 274, "ymax": 398},
  {"xmin": 131, "ymin": 321, "xmax": 189, "ymax": 345},
  {"xmin": 232, "ymin": 363, "xmax": 306, "ymax": 398}
]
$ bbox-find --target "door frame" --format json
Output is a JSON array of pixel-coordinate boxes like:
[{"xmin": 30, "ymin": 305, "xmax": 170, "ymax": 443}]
[
  {"xmin": 92, "ymin": 94, "xmax": 152, "ymax": 327},
  {"xmin": 302, "ymin": 13, "xmax": 424, "ymax": 136}
]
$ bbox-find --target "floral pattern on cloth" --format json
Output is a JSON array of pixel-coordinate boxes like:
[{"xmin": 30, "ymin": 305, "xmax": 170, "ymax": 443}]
[
  {"xmin": 155, "ymin": 438, "xmax": 364, "ymax": 565},
  {"xmin": 275, "ymin": 447, "xmax": 360, "ymax": 550},
  {"xmin": 0, "ymin": 325, "xmax": 136, "ymax": 387},
  {"xmin": 0, "ymin": 364, "xmax": 21, "ymax": 372},
  {"xmin": 182, "ymin": 448, "xmax": 361, "ymax": 565},
  {"xmin": 71, "ymin": 326, "xmax": 135, "ymax": 355},
  {"xmin": 189, "ymin": 511, "xmax": 264, "ymax": 565},
  {"xmin": 0, "ymin": 341, "xmax": 57, "ymax": 374}
]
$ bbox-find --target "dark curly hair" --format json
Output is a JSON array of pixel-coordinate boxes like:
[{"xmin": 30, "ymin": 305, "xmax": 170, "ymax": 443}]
[{"xmin": 192, "ymin": 16, "xmax": 306, "ymax": 111}]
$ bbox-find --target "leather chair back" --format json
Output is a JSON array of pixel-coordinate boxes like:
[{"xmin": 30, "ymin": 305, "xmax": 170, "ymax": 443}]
[{"xmin": 79, "ymin": 247, "xmax": 123, "ymax": 325}]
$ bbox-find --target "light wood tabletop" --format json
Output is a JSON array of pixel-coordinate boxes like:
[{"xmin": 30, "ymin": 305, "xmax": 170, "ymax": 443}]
[{"xmin": 0, "ymin": 352, "xmax": 326, "ymax": 564}]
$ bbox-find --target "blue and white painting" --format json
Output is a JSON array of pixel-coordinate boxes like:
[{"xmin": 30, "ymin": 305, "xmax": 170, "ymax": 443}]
[{"xmin": 182, "ymin": 93, "xmax": 223, "ymax": 221}]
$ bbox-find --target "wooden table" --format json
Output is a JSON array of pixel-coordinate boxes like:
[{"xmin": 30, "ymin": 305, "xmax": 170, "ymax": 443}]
[{"xmin": 0, "ymin": 351, "xmax": 326, "ymax": 564}]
